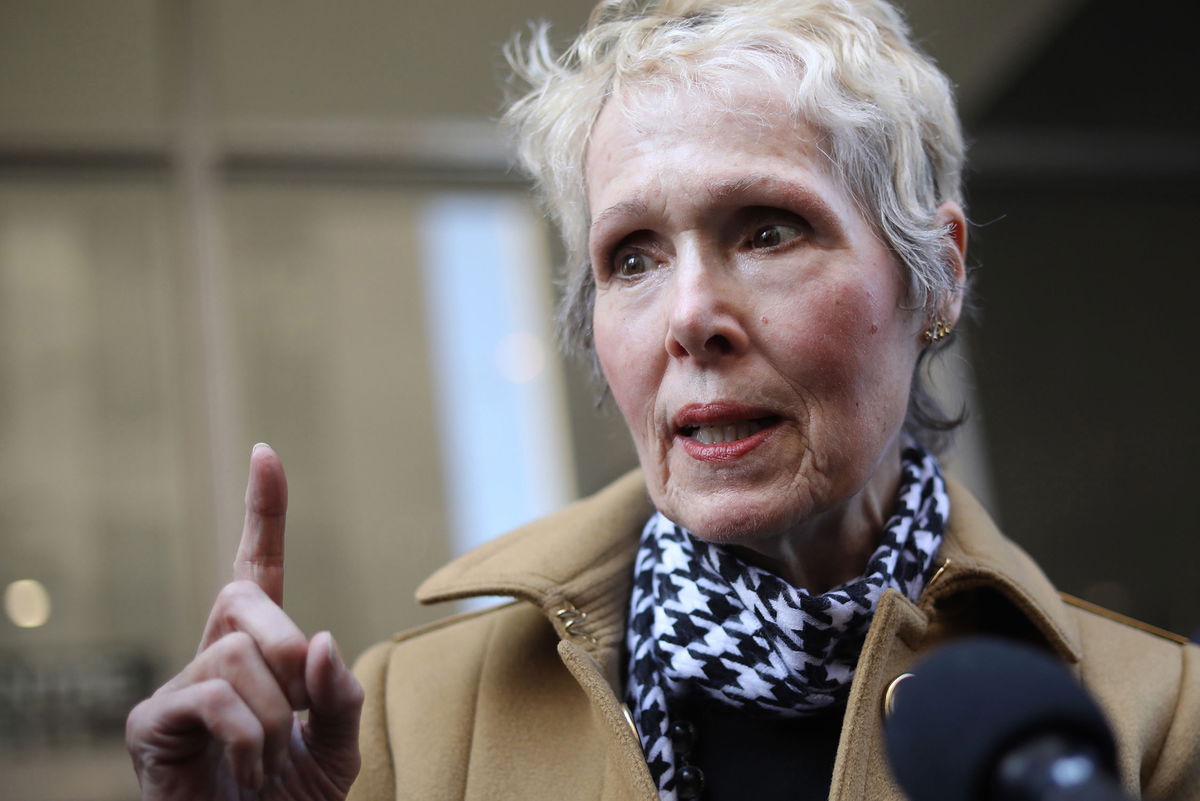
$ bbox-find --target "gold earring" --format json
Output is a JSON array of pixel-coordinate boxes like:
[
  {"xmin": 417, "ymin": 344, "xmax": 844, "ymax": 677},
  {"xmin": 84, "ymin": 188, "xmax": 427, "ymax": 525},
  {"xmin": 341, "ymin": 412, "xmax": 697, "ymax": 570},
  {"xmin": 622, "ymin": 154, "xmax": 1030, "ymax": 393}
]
[{"xmin": 923, "ymin": 318, "xmax": 953, "ymax": 344}]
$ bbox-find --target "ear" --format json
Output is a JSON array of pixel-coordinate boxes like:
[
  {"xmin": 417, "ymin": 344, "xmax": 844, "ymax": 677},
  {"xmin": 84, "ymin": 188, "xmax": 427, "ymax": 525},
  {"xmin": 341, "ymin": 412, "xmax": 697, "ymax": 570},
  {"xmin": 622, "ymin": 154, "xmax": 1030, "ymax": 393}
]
[{"xmin": 934, "ymin": 200, "xmax": 968, "ymax": 327}]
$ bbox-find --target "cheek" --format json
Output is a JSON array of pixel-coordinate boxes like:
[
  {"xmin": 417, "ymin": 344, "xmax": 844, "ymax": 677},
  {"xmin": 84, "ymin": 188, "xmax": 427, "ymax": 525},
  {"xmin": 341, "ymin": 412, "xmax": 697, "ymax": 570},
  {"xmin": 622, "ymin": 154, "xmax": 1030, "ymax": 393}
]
[
  {"xmin": 771, "ymin": 280, "xmax": 916, "ymax": 395},
  {"xmin": 594, "ymin": 303, "xmax": 654, "ymax": 429},
  {"xmin": 776, "ymin": 280, "xmax": 873, "ymax": 353}
]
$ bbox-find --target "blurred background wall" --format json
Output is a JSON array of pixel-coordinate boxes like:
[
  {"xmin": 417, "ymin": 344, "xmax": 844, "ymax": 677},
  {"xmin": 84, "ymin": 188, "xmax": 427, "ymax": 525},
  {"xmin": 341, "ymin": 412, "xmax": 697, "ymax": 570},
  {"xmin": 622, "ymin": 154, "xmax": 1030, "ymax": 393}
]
[{"xmin": 0, "ymin": 0, "xmax": 1195, "ymax": 798}]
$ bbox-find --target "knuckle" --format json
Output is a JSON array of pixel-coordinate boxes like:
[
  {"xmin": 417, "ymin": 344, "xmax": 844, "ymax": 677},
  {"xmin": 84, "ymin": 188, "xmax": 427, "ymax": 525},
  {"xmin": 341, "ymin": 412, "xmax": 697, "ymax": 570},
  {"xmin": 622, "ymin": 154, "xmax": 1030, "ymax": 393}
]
[
  {"xmin": 217, "ymin": 579, "xmax": 262, "ymax": 608},
  {"xmin": 195, "ymin": 632, "xmax": 258, "ymax": 682},
  {"xmin": 214, "ymin": 630, "xmax": 257, "ymax": 667},
  {"xmin": 124, "ymin": 697, "xmax": 154, "ymax": 741},
  {"xmin": 261, "ymin": 629, "xmax": 307, "ymax": 670},
  {"xmin": 225, "ymin": 716, "xmax": 265, "ymax": 760},
  {"xmin": 194, "ymin": 678, "xmax": 238, "ymax": 713}
]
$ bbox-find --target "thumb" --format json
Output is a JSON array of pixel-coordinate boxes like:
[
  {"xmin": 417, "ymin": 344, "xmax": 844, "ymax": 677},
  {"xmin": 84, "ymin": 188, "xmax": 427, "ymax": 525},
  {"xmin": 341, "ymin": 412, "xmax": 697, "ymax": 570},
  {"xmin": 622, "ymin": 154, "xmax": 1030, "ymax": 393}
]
[{"xmin": 302, "ymin": 631, "xmax": 364, "ymax": 787}]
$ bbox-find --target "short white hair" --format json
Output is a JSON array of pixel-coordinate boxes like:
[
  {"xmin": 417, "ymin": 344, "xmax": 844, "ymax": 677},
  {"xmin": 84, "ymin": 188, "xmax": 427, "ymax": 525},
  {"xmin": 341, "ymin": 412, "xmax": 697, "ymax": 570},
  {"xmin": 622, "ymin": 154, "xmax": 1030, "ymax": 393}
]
[{"xmin": 504, "ymin": 0, "xmax": 968, "ymax": 447}]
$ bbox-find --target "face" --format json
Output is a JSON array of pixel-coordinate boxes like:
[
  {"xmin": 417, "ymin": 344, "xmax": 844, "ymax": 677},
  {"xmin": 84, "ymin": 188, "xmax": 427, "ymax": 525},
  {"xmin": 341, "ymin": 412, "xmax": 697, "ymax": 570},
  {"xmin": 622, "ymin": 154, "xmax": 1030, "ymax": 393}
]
[{"xmin": 587, "ymin": 79, "xmax": 930, "ymax": 549}]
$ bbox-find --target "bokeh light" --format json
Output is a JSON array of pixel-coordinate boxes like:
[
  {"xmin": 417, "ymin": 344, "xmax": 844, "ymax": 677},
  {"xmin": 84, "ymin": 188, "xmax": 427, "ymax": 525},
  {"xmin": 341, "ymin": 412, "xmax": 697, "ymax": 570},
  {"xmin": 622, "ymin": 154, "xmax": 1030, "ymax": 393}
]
[{"xmin": 4, "ymin": 579, "xmax": 52, "ymax": 628}]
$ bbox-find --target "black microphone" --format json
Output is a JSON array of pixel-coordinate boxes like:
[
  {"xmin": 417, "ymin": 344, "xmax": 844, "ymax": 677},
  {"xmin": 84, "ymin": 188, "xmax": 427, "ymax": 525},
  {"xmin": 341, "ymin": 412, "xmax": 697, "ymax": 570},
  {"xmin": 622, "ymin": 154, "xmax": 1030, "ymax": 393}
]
[{"xmin": 884, "ymin": 636, "xmax": 1133, "ymax": 801}]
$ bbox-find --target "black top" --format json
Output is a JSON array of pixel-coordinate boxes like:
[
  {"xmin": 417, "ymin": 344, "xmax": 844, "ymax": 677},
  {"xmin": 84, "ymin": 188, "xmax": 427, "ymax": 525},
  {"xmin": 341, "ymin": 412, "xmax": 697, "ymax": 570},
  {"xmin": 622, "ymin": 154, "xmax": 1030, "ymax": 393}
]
[{"xmin": 673, "ymin": 695, "xmax": 846, "ymax": 801}]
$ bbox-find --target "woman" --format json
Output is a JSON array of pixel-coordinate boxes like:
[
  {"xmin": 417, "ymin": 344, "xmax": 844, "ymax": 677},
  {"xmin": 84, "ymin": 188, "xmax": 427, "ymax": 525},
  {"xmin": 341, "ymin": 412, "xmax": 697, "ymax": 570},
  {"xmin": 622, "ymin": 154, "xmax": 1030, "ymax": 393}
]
[{"xmin": 126, "ymin": 1, "xmax": 1200, "ymax": 800}]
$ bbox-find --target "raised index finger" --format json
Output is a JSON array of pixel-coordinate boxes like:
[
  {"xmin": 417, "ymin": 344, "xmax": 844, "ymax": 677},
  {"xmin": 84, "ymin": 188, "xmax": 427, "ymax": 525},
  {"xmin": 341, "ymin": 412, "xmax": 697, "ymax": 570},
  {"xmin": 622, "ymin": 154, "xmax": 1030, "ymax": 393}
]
[{"xmin": 234, "ymin": 442, "xmax": 288, "ymax": 605}]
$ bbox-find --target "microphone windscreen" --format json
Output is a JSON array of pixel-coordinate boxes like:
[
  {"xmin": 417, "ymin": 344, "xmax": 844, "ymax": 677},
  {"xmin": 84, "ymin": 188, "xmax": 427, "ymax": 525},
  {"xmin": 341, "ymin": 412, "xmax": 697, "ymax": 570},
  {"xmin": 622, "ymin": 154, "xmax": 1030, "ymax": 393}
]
[{"xmin": 884, "ymin": 636, "xmax": 1116, "ymax": 801}]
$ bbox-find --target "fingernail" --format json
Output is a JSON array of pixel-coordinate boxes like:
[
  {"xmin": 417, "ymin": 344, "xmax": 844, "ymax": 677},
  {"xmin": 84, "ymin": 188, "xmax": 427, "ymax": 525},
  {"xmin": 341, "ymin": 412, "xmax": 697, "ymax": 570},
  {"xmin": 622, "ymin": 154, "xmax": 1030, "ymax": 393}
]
[
  {"xmin": 328, "ymin": 634, "xmax": 344, "ymax": 672},
  {"xmin": 252, "ymin": 442, "xmax": 270, "ymax": 454}
]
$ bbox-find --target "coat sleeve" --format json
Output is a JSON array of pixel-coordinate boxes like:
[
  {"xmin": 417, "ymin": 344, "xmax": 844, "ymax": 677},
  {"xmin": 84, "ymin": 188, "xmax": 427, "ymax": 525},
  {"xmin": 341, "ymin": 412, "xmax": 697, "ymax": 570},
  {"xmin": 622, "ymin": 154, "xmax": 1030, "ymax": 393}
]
[
  {"xmin": 347, "ymin": 640, "xmax": 398, "ymax": 801},
  {"xmin": 1145, "ymin": 642, "xmax": 1200, "ymax": 801},
  {"xmin": 342, "ymin": 608, "xmax": 515, "ymax": 801}
]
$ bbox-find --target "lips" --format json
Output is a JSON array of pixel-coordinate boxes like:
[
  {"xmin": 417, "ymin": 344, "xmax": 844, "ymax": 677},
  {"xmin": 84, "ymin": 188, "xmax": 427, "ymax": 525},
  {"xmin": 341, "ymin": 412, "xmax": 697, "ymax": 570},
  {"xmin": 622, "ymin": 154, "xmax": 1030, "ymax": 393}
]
[{"xmin": 674, "ymin": 403, "xmax": 782, "ymax": 461}]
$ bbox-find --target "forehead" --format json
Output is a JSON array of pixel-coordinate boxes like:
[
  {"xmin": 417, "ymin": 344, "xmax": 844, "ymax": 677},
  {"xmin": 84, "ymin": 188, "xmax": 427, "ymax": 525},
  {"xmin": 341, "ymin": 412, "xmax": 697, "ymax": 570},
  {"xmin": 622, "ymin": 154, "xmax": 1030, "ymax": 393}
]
[
  {"xmin": 597, "ymin": 72, "xmax": 811, "ymax": 145},
  {"xmin": 584, "ymin": 76, "xmax": 839, "ymax": 215}
]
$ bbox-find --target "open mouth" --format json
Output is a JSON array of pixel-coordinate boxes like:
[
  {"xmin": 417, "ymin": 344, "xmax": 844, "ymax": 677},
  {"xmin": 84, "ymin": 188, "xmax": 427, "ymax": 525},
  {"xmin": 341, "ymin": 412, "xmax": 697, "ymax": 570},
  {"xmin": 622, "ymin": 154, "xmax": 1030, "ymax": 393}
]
[{"xmin": 679, "ymin": 416, "xmax": 779, "ymax": 445}]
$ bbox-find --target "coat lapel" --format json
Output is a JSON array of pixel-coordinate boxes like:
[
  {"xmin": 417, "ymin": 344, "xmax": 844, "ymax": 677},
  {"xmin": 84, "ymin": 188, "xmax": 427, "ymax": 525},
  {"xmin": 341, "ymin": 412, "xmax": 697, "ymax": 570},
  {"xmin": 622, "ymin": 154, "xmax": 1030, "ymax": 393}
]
[{"xmin": 415, "ymin": 469, "xmax": 1082, "ymax": 801}]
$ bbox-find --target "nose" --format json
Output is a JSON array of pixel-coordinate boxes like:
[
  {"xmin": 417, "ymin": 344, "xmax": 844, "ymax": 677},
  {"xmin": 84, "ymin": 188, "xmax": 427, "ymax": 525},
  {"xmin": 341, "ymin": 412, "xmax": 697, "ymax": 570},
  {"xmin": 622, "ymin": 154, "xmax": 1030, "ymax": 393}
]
[{"xmin": 664, "ymin": 256, "xmax": 748, "ymax": 362}]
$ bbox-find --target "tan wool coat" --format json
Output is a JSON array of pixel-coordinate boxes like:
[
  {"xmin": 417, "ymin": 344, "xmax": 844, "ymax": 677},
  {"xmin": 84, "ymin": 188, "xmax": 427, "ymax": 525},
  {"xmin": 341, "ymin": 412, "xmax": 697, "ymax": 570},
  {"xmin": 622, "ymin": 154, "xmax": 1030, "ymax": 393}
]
[{"xmin": 347, "ymin": 471, "xmax": 1200, "ymax": 801}]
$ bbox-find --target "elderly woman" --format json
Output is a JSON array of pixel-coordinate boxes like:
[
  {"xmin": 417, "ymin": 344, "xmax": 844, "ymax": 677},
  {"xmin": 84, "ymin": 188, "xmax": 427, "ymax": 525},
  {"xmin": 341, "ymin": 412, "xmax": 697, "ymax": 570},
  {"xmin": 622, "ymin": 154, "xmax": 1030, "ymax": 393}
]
[{"xmin": 126, "ymin": 1, "xmax": 1200, "ymax": 800}]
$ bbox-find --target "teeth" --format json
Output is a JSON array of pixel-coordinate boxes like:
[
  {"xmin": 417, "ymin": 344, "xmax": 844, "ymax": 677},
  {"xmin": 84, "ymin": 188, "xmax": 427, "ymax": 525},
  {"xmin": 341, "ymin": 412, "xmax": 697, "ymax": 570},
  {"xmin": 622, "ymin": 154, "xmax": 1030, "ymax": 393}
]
[{"xmin": 691, "ymin": 420, "xmax": 767, "ymax": 444}]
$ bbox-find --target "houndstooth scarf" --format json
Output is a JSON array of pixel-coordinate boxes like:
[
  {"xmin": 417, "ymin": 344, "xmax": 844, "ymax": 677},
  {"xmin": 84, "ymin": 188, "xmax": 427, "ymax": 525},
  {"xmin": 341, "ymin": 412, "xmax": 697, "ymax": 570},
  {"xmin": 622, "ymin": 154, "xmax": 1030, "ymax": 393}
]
[{"xmin": 624, "ymin": 445, "xmax": 948, "ymax": 800}]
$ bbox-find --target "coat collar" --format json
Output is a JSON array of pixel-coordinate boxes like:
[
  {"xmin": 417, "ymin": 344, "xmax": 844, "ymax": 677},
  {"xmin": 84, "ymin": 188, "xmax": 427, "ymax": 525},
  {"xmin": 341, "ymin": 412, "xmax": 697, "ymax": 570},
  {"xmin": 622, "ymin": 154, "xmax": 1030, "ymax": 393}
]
[
  {"xmin": 416, "ymin": 470, "xmax": 652, "ymax": 670},
  {"xmin": 417, "ymin": 469, "xmax": 1081, "ymax": 666},
  {"xmin": 923, "ymin": 478, "xmax": 1081, "ymax": 662}
]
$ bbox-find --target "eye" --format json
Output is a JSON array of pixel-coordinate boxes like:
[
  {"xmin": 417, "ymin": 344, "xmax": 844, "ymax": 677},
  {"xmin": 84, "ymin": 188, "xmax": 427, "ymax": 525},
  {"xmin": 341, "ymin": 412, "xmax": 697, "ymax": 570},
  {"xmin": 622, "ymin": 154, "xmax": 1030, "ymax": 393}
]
[
  {"xmin": 614, "ymin": 251, "xmax": 656, "ymax": 278},
  {"xmin": 749, "ymin": 223, "xmax": 802, "ymax": 250}
]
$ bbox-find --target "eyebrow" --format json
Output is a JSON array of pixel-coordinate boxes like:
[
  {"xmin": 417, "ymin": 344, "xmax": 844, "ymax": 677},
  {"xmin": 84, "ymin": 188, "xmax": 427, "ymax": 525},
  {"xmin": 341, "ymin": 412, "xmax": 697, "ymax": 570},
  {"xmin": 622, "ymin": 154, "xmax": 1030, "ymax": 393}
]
[
  {"xmin": 588, "ymin": 173, "xmax": 843, "ymax": 234},
  {"xmin": 706, "ymin": 174, "xmax": 839, "ymax": 226},
  {"xmin": 590, "ymin": 199, "xmax": 648, "ymax": 232},
  {"xmin": 708, "ymin": 175, "xmax": 765, "ymax": 199}
]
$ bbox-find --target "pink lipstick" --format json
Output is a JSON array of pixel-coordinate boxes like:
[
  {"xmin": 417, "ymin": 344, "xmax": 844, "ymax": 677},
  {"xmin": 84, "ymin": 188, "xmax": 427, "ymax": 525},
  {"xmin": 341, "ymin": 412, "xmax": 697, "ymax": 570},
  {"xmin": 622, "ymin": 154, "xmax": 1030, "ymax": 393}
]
[{"xmin": 674, "ymin": 403, "xmax": 781, "ymax": 462}]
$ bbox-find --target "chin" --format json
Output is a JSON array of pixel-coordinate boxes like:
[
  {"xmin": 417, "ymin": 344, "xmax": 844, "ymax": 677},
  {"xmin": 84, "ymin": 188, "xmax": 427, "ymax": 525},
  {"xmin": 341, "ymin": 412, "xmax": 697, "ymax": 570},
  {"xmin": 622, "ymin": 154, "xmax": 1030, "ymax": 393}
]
[{"xmin": 656, "ymin": 488, "xmax": 814, "ymax": 547}]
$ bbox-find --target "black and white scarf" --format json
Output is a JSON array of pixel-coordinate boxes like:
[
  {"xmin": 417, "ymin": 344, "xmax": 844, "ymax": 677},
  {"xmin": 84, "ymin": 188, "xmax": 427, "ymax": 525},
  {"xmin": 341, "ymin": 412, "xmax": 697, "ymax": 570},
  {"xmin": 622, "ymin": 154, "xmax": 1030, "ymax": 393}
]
[{"xmin": 624, "ymin": 445, "xmax": 949, "ymax": 800}]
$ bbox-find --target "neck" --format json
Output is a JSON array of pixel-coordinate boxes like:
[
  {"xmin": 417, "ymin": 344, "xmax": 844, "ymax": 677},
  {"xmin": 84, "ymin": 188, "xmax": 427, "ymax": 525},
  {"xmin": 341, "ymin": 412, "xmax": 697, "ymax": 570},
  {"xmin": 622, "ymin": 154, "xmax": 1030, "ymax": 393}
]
[{"xmin": 731, "ymin": 441, "xmax": 903, "ymax": 593}]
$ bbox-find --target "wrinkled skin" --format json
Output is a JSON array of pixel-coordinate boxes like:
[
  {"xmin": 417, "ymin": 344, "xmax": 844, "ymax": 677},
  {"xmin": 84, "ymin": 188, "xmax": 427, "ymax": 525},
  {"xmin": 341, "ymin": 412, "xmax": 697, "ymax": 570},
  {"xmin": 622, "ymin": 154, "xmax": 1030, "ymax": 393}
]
[{"xmin": 587, "ymin": 78, "xmax": 965, "ymax": 591}]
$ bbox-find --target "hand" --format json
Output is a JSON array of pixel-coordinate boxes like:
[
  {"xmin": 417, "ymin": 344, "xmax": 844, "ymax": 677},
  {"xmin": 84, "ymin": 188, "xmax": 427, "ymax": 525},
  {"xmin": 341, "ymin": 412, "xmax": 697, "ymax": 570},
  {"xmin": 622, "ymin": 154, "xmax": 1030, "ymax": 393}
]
[{"xmin": 126, "ymin": 444, "xmax": 364, "ymax": 800}]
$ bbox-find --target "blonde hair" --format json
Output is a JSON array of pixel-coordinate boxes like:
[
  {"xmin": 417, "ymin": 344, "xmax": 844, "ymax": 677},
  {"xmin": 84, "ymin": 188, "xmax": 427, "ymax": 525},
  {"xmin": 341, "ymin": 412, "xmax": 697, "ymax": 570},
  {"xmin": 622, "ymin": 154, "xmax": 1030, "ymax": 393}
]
[{"xmin": 504, "ymin": 0, "xmax": 968, "ymax": 446}]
